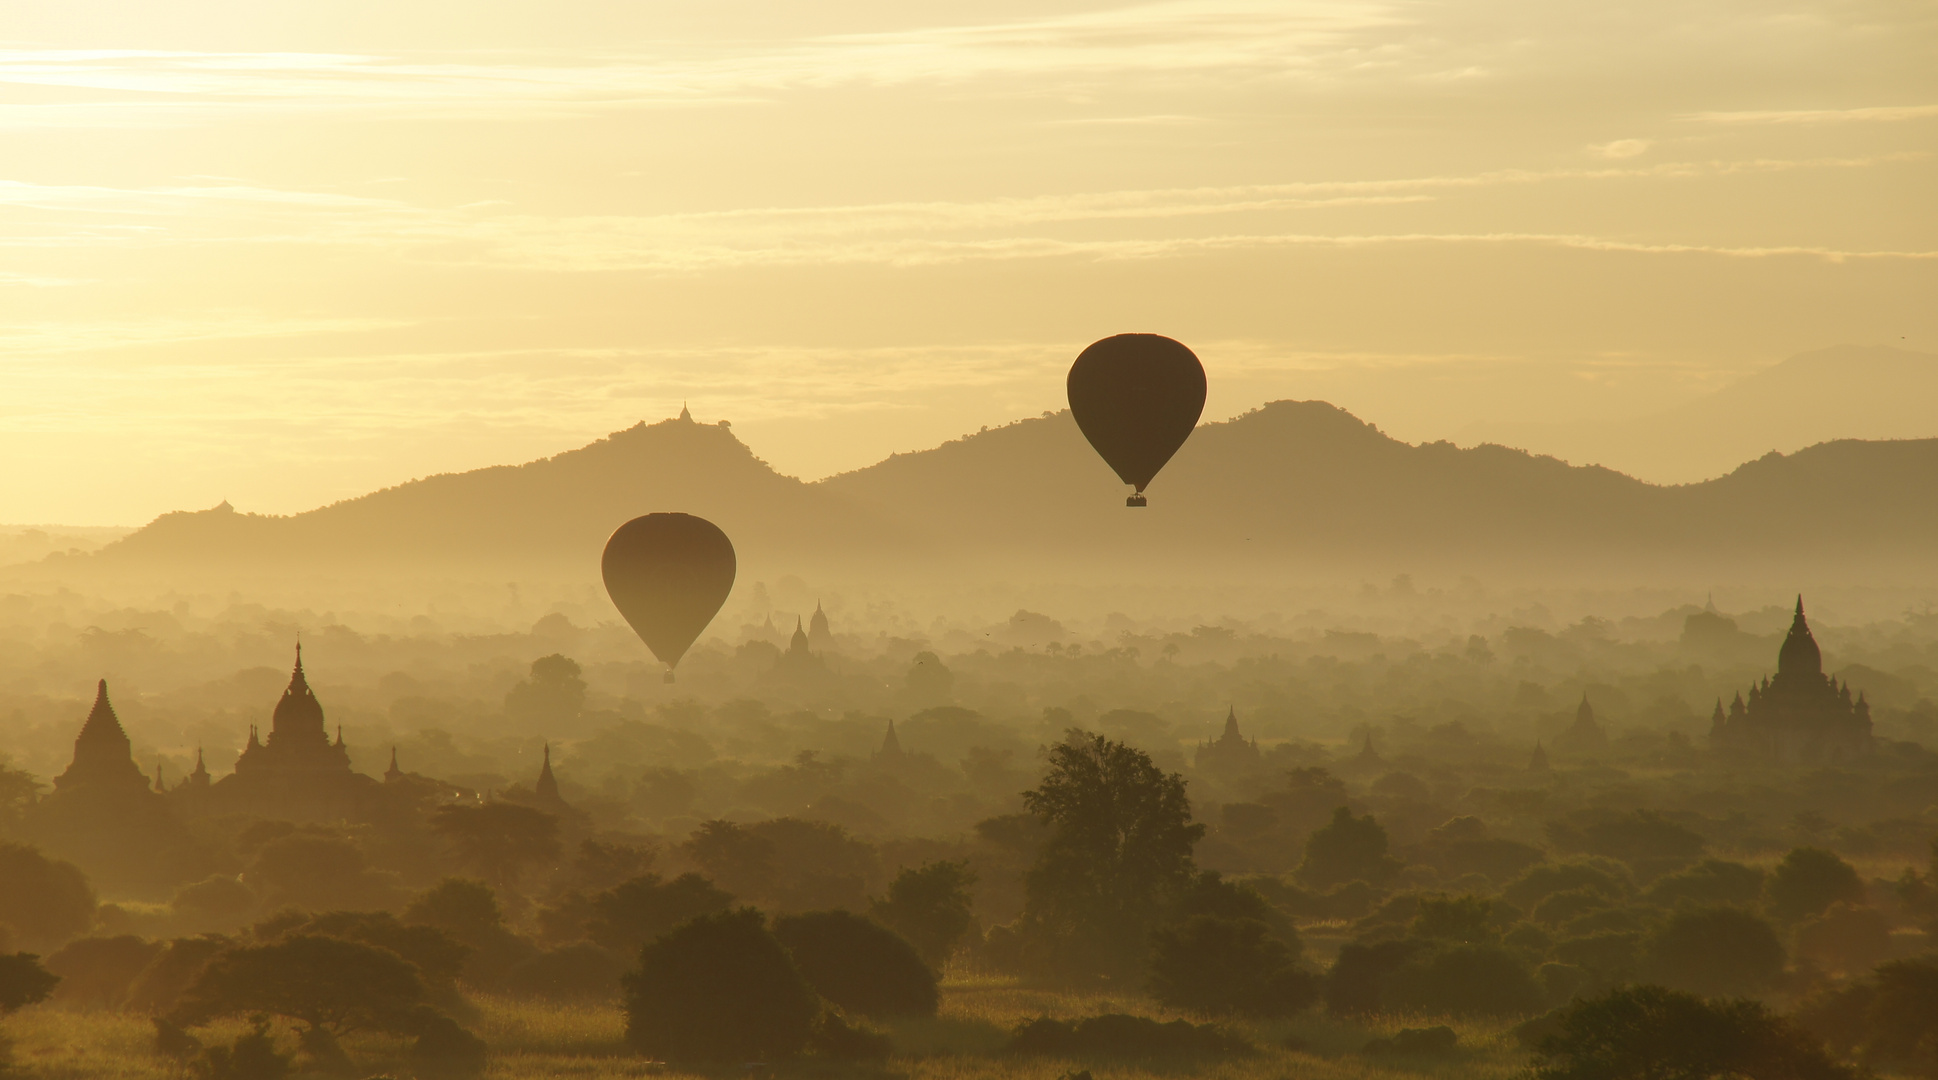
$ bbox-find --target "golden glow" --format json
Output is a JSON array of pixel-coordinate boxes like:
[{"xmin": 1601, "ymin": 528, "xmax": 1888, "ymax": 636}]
[{"xmin": 2, "ymin": 0, "xmax": 1934, "ymax": 522}]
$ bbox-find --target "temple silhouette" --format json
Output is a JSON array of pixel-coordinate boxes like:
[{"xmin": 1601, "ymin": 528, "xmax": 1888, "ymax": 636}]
[
  {"xmin": 195, "ymin": 644, "xmax": 379, "ymax": 820},
  {"xmin": 1709, "ymin": 597, "xmax": 1873, "ymax": 762},
  {"xmin": 1194, "ymin": 707, "xmax": 1261, "ymax": 774}
]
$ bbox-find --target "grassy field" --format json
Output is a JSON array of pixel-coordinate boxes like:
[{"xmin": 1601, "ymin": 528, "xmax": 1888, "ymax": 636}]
[{"xmin": 1, "ymin": 978, "xmax": 1531, "ymax": 1080}]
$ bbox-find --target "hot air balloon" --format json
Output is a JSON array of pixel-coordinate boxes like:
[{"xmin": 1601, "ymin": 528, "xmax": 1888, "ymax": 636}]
[
  {"xmin": 601, "ymin": 513, "xmax": 736, "ymax": 682},
  {"xmin": 1066, "ymin": 333, "xmax": 1206, "ymax": 506}
]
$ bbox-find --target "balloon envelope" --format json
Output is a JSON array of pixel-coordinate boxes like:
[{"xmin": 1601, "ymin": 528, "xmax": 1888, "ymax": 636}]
[
  {"xmin": 1066, "ymin": 334, "xmax": 1206, "ymax": 500},
  {"xmin": 601, "ymin": 513, "xmax": 736, "ymax": 673}
]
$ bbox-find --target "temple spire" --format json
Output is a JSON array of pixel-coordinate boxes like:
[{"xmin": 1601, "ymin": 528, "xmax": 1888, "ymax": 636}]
[{"xmin": 536, "ymin": 743, "xmax": 561, "ymax": 803}]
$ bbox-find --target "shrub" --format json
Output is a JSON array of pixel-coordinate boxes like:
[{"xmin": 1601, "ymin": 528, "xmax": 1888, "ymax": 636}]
[
  {"xmin": 1504, "ymin": 861, "xmax": 1631, "ymax": 912},
  {"xmin": 1385, "ymin": 943, "xmax": 1543, "ymax": 1018},
  {"xmin": 1530, "ymin": 984, "xmax": 1857, "ymax": 1080},
  {"xmin": 806, "ymin": 1012, "xmax": 894, "ymax": 1060},
  {"xmin": 171, "ymin": 934, "xmax": 428, "ymax": 1037},
  {"xmin": 1325, "ymin": 939, "xmax": 1425, "ymax": 1016},
  {"xmin": 870, "ymin": 861, "xmax": 978, "ymax": 968},
  {"xmin": 0, "ymin": 952, "xmax": 59, "ymax": 1013},
  {"xmin": 1640, "ymin": 905, "xmax": 1784, "ymax": 997},
  {"xmin": 1147, "ymin": 915, "xmax": 1317, "ymax": 1017},
  {"xmin": 1765, "ymin": 848, "xmax": 1865, "ymax": 923},
  {"xmin": 200, "ymin": 1016, "xmax": 292, "ymax": 1080},
  {"xmin": 622, "ymin": 908, "xmax": 818, "ymax": 1061},
  {"xmin": 1005, "ymin": 1014, "xmax": 1249, "ymax": 1057},
  {"xmin": 410, "ymin": 1013, "xmax": 489, "ymax": 1079},
  {"xmin": 772, "ymin": 910, "xmax": 938, "ymax": 1017},
  {"xmin": 127, "ymin": 936, "xmax": 229, "ymax": 1015}
]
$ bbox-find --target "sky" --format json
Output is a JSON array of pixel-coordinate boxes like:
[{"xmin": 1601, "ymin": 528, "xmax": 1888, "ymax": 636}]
[{"xmin": 1, "ymin": 0, "xmax": 1934, "ymax": 526}]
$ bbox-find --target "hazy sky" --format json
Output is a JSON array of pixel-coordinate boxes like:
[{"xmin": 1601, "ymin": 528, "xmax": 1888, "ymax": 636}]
[{"xmin": 2, "ymin": 0, "xmax": 1933, "ymax": 525}]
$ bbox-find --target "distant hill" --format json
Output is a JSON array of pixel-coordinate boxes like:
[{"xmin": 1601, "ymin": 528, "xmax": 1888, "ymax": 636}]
[
  {"xmin": 1462, "ymin": 344, "xmax": 1938, "ymax": 484},
  {"xmin": 22, "ymin": 400, "xmax": 1938, "ymax": 586}
]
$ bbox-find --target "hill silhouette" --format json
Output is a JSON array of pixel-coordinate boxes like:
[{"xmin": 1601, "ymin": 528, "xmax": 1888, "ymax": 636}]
[
  {"xmin": 1463, "ymin": 344, "xmax": 1938, "ymax": 485},
  {"xmin": 20, "ymin": 400, "xmax": 1938, "ymax": 586}
]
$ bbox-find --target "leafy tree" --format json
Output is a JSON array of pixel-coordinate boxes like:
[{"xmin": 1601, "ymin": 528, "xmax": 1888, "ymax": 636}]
[
  {"xmin": 1016, "ymin": 731, "xmax": 1204, "ymax": 981},
  {"xmin": 1296, "ymin": 807, "xmax": 1400, "ymax": 889},
  {"xmin": 1409, "ymin": 894, "xmax": 1498, "ymax": 944},
  {"xmin": 0, "ymin": 842, "xmax": 96, "ymax": 948},
  {"xmin": 1795, "ymin": 902, "xmax": 1892, "ymax": 976},
  {"xmin": 1531, "ymin": 984, "xmax": 1856, "ymax": 1080},
  {"xmin": 199, "ymin": 1016, "xmax": 291, "ymax": 1080},
  {"xmin": 405, "ymin": 878, "xmax": 504, "ymax": 941},
  {"xmin": 587, "ymin": 872, "xmax": 734, "ymax": 956},
  {"xmin": 263, "ymin": 910, "xmax": 469, "ymax": 990},
  {"xmin": 1173, "ymin": 871, "xmax": 1294, "ymax": 940},
  {"xmin": 1385, "ymin": 943, "xmax": 1543, "ymax": 1018},
  {"xmin": 247, "ymin": 833, "xmax": 403, "ymax": 912},
  {"xmin": 772, "ymin": 910, "xmax": 938, "ymax": 1017},
  {"xmin": 1504, "ymin": 860, "xmax": 1633, "ymax": 912},
  {"xmin": 1644, "ymin": 859, "xmax": 1765, "ymax": 908},
  {"xmin": 505, "ymin": 654, "xmax": 587, "ymax": 726},
  {"xmin": 870, "ymin": 861, "xmax": 978, "ymax": 968},
  {"xmin": 1637, "ymin": 905, "xmax": 1784, "ymax": 997},
  {"xmin": 1325, "ymin": 939, "xmax": 1426, "ymax": 1016},
  {"xmin": 1545, "ymin": 811, "xmax": 1705, "ymax": 866},
  {"xmin": 0, "ymin": 952, "xmax": 58, "ymax": 1013},
  {"xmin": 1147, "ymin": 914, "xmax": 1317, "ymax": 1017},
  {"xmin": 431, "ymin": 803, "xmax": 561, "ymax": 890},
  {"xmin": 171, "ymin": 934, "xmax": 429, "ymax": 1037},
  {"xmin": 621, "ymin": 908, "xmax": 818, "ymax": 1061},
  {"xmin": 1765, "ymin": 848, "xmax": 1866, "ymax": 923}
]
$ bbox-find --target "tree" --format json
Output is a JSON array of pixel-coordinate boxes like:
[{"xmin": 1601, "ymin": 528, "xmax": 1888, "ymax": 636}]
[
  {"xmin": 171, "ymin": 934, "xmax": 429, "ymax": 1038},
  {"xmin": 505, "ymin": 654, "xmax": 587, "ymax": 726},
  {"xmin": 587, "ymin": 872, "xmax": 734, "ymax": 956},
  {"xmin": 0, "ymin": 842, "xmax": 96, "ymax": 948},
  {"xmin": 247, "ymin": 833, "xmax": 404, "ymax": 912},
  {"xmin": 1765, "ymin": 848, "xmax": 1866, "ymax": 923},
  {"xmin": 1863, "ymin": 957, "xmax": 1938, "ymax": 1075},
  {"xmin": 1640, "ymin": 905, "xmax": 1784, "ymax": 997},
  {"xmin": 870, "ymin": 861, "xmax": 978, "ymax": 968},
  {"xmin": 1385, "ymin": 943, "xmax": 1543, "ymax": 1018},
  {"xmin": 0, "ymin": 953, "xmax": 58, "ymax": 1013},
  {"xmin": 1296, "ymin": 807, "xmax": 1400, "ymax": 889},
  {"xmin": 431, "ymin": 803, "xmax": 561, "ymax": 890},
  {"xmin": 1795, "ymin": 902, "xmax": 1892, "ymax": 976},
  {"xmin": 772, "ymin": 910, "xmax": 938, "ymax": 1017},
  {"xmin": 1409, "ymin": 894, "xmax": 1498, "ymax": 944},
  {"xmin": 1015, "ymin": 730, "xmax": 1204, "ymax": 981},
  {"xmin": 43, "ymin": 935, "xmax": 162, "ymax": 1008},
  {"xmin": 1531, "ymin": 984, "xmax": 1856, "ymax": 1080},
  {"xmin": 1644, "ymin": 860, "xmax": 1765, "ymax": 908},
  {"xmin": 1147, "ymin": 915, "xmax": 1317, "ymax": 1017},
  {"xmin": 621, "ymin": 908, "xmax": 818, "ymax": 1061}
]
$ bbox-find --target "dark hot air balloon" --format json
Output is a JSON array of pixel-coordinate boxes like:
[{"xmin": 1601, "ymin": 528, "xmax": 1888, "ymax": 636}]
[
  {"xmin": 1066, "ymin": 333, "xmax": 1206, "ymax": 506},
  {"xmin": 601, "ymin": 513, "xmax": 736, "ymax": 682}
]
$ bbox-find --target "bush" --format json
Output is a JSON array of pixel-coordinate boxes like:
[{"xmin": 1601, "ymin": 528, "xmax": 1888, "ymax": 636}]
[
  {"xmin": 1384, "ymin": 943, "xmax": 1543, "ymax": 1018},
  {"xmin": 1639, "ymin": 905, "xmax": 1784, "ymax": 997},
  {"xmin": 0, "ymin": 952, "xmax": 59, "ymax": 1013},
  {"xmin": 622, "ymin": 908, "xmax": 818, "ymax": 1061},
  {"xmin": 1325, "ymin": 939, "xmax": 1425, "ymax": 1016},
  {"xmin": 409, "ymin": 1013, "xmax": 488, "ymax": 1079},
  {"xmin": 1147, "ymin": 915, "xmax": 1317, "ymax": 1017},
  {"xmin": 1765, "ymin": 848, "xmax": 1866, "ymax": 923},
  {"xmin": 1296, "ymin": 808, "xmax": 1401, "ymax": 889},
  {"xmin": 127, "ymin": 936, "xmax": 229, "ymax": 1015},
  {"xmin": 771, "ymin": 910, "xmax": 937, "ymax": 1017},
  {"xmin": 806, "ymin": 1012, "xmax": 894, "ymax": 1061},
  {"xmin": 171, "ymin": 934, "xmax": 429, "ymax": 1037},
  {"xmin": 1005, "ymin": 1014, "xmax": 1249, "ymax": 1057},
  {"xmin": 200, "ymin": 1016, "xmax": 292, "ymax": 1080},
  {"xmin": 1530, "ymin": 984, "xmax": 1856, "ymax": 1080},
  {"xmin": 870, "ymin": 861, "xmax": 978, "ymax": 968}
]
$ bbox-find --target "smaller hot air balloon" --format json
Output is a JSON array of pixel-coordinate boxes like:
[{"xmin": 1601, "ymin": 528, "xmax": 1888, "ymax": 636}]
[
  {"xmin": 601, "ymin": 513, "xmax": 736, "ymax": 682},
  {"xmin": 1067, "ymin": 334, "xmax": 1206, "ymax": 506}
]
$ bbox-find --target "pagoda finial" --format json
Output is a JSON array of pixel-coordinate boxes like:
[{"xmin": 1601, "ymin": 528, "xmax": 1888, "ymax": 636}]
[
  {"xmin": 1796, "ymin": 594, "xmax": 1804, "ymax": 616},
  {"xmin": 155, "ymin": 760, "xmax": 165, "ymax": 793},
  {"xmin": 679, "ymin": 401, "xmax": 692, "ymax": 421}
]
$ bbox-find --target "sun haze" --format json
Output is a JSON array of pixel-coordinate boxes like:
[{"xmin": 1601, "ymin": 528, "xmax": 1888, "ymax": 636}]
[{"xmin": 2, "ymin": 0, "xmax": 1933, "ymax": 524}]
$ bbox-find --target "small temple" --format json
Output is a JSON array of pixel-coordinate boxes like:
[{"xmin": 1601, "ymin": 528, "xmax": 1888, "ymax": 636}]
[
  {"xmin": 1195, "ymin": 706, "xmax": 1261, "ymax": 773},
  {"xmin": 1709, "ymin": 597, "xmax": 1872, "ymax": 762},
  {"xmin": 1554, "ymin": 694, "xmax": 1608, "ymax": 755}
]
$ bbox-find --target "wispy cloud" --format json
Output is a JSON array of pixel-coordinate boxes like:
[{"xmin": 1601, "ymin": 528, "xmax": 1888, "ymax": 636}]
[{"xmin": 1681, "ymin": 104, "xmax": 1938, "ymax": 125}]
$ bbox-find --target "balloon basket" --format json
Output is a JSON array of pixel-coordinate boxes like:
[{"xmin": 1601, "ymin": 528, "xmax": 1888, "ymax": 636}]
[
  {"xmin": 1126, "ymin": 494, "xmax": 1147, "ymax": 507},
  {"xmin": 663, "ymin": 671, "xmax": 676, "ymax": 684}
]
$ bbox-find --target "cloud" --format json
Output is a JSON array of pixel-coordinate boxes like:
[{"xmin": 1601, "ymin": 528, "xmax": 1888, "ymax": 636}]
[
  {"xmin": 1587, "ymin": 139, "xmax": 1651, "ymax": 159},
  {"xmin": 1681, "ymin": 104, "xmax": 1938, "ymax": 125}
]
